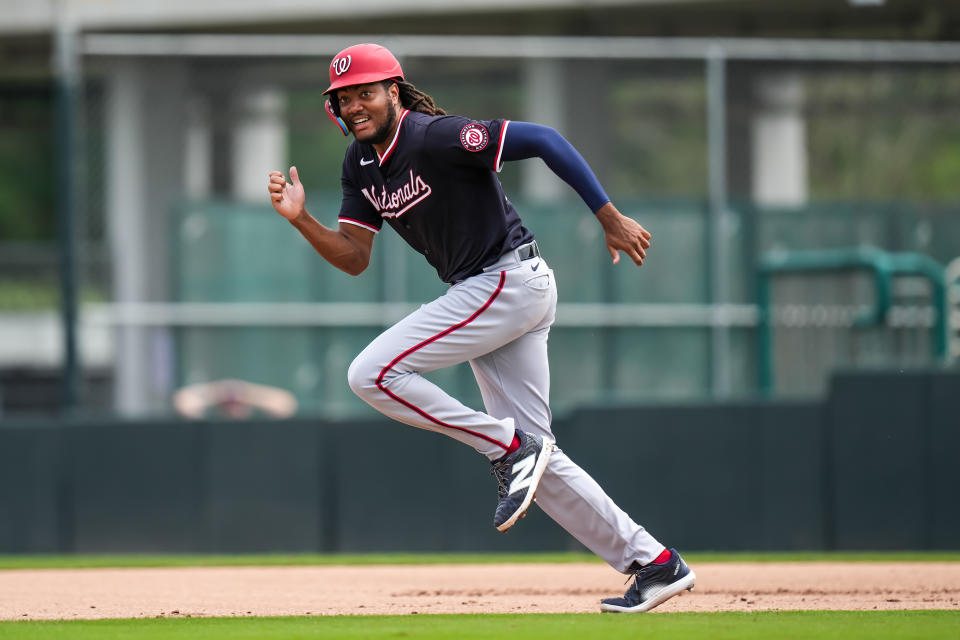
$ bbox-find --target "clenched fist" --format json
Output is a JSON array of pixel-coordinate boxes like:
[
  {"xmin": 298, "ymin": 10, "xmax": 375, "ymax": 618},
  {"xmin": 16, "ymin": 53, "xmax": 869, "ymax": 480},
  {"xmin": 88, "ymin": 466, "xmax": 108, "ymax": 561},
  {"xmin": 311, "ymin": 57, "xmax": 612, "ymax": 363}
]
[{"xmin": 267, "ymin": 166, "xmax": 306, "ymax": 221}]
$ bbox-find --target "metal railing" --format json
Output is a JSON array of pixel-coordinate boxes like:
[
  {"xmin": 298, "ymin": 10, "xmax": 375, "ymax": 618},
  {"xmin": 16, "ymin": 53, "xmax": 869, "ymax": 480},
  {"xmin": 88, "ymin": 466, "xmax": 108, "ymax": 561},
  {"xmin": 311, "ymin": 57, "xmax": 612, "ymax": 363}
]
[
  {"xmin": 757, "ymin": 247, "xmax": 948, "ymax": 395},
  {"xmin": 948, "ymin": 257, "xmax": 960, "ymax": 364}
]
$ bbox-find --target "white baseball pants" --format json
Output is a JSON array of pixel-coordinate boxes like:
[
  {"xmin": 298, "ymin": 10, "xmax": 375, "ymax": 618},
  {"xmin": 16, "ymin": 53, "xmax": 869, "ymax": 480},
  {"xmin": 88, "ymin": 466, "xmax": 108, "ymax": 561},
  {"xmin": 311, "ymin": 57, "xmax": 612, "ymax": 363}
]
[{"xmin": 347, "ymin": 244, "xmax": 665, "ymax": 572}]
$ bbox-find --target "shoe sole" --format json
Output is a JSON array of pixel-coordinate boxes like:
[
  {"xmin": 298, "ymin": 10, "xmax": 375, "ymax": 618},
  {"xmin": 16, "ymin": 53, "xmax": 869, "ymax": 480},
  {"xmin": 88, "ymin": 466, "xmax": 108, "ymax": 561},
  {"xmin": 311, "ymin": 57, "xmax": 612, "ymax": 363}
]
[
  {"xmin": 600, "ymin": 571, "xmax": 696, "ymax": 613},
  {"xmin": 495, "ymin": 438, "xmax": 555, "ymax": 532}
]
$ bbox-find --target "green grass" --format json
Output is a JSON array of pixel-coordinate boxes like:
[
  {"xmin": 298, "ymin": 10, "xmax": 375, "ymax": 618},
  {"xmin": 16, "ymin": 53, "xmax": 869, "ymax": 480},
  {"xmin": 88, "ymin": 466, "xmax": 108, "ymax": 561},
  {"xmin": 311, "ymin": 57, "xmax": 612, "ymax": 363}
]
[
  {"xmin": 1, "ymin": 612, "xmax": 958, "ymax": 640},
  {"xmin": 1, "ymin": 551, "xmax": 958, "ymax": 570},
  {"xmin": 0, "ymin": 279, "xmax": 105, "ymax": 311}
]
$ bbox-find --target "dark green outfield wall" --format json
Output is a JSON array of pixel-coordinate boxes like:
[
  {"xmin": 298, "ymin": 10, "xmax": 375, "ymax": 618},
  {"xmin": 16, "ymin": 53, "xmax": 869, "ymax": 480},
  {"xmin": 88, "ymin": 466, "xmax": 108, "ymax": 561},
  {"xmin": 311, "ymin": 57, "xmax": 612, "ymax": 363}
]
[{"xmin": 1, "ymin": 370, "xmax": 957, "ymax": 554}]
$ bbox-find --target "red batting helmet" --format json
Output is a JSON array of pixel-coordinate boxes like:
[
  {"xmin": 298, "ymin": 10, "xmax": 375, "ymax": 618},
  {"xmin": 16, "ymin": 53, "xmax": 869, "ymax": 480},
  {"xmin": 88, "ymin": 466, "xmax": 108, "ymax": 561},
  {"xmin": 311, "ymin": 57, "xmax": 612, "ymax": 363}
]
[{"xmin": 324, "ymin": 44, "xmax": 404, "ymax": 95}]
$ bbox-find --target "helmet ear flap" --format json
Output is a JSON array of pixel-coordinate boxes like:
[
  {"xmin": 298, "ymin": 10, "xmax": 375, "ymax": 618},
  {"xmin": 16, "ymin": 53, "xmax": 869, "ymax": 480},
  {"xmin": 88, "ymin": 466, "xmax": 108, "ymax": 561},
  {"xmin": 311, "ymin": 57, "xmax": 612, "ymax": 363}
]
[{"xmin": 325, "ymin": 98, "xmax": 349, "ymax": 136}]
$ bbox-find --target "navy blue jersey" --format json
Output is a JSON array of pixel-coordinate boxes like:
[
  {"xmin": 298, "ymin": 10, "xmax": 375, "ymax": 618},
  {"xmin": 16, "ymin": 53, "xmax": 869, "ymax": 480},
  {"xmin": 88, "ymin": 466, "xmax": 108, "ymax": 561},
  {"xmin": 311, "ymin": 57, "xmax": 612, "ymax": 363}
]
[{"xmin": 338, "ymin": 110, "xmax": 534, "ymax": 284}]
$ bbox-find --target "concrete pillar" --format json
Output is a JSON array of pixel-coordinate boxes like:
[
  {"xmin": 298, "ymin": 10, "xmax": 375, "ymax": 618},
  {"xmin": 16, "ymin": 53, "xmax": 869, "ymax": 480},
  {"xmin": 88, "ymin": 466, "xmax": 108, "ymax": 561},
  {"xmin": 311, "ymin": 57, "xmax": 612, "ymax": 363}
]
[
  {"xmin": 230, "ymin": 88, "xmax": 287, "ymax": 202},
  {"xmin": 563, "ymin": 59, "xmax": 612, "ymax": 195},
  {"xmin": 521, "ymin": 58, "xmax": 565, "ymax": 202},
  {"xmin": 520, "ymin": 59, "xmax": 612, "ymax": 207},
  {"xmin": 104, "ymin": 59, "xmax": 186, "ymax": 415},
  {"xmin": 184, "ymin": 95, "xmax": 213, "ymax": 200},
  {"xmin": 751, "ymin": 74, "xmax": 808, "ymax": 207}
]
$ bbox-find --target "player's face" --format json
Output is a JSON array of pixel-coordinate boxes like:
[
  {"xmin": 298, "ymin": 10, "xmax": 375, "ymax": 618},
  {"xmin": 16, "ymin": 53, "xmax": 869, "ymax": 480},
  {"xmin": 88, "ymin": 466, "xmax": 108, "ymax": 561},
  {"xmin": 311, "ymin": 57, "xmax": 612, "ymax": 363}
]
[{"xmin": 336, "ymin": 83, "xmax": 400, "ymax": 146}]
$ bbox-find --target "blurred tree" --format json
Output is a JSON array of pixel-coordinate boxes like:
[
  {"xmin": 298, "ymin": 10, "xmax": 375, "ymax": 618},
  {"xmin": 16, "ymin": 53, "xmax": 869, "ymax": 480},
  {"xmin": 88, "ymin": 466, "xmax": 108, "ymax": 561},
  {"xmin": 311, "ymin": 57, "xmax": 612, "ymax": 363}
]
[
  {"xmin": 808, "ymin": 68, "xmax": 960, "ymax": 202},
  {"xmin": 0, "ymin": 88, "xmax": 55, "ymax": 241}
]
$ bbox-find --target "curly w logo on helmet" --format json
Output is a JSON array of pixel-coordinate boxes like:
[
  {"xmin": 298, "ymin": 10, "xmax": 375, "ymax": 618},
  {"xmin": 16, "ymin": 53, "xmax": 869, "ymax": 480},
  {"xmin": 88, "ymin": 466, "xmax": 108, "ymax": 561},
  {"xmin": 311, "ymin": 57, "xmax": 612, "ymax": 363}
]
[{"xmin": 332, "ymin": 55, "xmax": 352, "ymax": 76}]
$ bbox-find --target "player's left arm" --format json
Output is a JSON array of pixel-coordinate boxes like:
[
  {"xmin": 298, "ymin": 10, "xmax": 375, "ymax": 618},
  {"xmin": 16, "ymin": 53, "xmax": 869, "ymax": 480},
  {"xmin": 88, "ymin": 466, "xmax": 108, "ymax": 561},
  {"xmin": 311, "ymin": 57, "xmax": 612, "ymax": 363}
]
[{"xmin": 502, "ymin": 122, "xmax": 651, "ymax": 266}]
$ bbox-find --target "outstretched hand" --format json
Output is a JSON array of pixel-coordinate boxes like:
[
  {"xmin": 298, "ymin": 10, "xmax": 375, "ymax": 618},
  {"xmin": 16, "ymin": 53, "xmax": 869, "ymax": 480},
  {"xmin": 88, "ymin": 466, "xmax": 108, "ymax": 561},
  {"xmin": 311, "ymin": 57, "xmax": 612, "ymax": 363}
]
[
  {"xmin": 268, "ymin": 166, "xmax": 306, "ymax": 221},
  {"xmin": 595, "ymin": 202, "xmax": 652, "ymax": 266}
]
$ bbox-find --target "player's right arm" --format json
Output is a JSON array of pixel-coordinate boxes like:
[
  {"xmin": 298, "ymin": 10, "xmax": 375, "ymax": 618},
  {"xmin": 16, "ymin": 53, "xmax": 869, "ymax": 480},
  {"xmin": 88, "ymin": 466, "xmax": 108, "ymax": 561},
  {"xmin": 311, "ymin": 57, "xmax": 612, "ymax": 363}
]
[{"xmin": 268, "ymin": 166, "xmax": 373, "ymax": 276}]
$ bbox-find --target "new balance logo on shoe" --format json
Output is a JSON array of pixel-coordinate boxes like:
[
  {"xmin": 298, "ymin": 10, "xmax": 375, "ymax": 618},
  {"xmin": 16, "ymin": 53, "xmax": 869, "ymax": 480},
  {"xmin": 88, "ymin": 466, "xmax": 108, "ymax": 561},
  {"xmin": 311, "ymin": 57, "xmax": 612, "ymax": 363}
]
[
  {"xmin": 508, "ymin": 454, "xmax": 536, "ymax": 495},
  {"xmin": 491, "ymin": 430, "xmax": 554, "ymax": 532}
]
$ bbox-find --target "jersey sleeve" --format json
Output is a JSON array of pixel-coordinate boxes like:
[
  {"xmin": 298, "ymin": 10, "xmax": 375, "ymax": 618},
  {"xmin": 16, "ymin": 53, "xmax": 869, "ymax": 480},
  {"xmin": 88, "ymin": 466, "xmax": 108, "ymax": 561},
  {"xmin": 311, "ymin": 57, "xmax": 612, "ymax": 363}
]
[
  {"xmin": 338, "ymin": 155, "xmax": 382, "ymax": 234},
  {"xmin": 423, "ymin": 116, "xmax": 511, "ymax": 173},
  {"xmin": 501, "ymin": 121, "xmax": 611, "ymax": 213}
]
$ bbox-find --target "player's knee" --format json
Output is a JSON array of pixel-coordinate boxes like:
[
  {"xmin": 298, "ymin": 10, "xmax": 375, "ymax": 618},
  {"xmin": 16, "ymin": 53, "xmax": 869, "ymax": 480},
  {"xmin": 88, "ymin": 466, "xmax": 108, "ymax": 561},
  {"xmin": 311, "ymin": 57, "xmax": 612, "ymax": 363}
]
[{"xmin": 347, "ymin": 353, "xmax": 377, "ymax": 399}]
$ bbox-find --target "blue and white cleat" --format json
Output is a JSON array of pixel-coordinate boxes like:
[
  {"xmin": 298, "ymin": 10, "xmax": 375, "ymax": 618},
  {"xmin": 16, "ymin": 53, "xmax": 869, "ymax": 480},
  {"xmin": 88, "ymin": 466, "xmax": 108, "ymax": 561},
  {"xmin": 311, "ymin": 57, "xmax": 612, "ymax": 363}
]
[
  {"xmin": 491, "ymin": 430, "xmax": 554, "ymax": 532},
  {"xmin": 601, "ymin": 548, "xmax": 696, "ymax": 613}
]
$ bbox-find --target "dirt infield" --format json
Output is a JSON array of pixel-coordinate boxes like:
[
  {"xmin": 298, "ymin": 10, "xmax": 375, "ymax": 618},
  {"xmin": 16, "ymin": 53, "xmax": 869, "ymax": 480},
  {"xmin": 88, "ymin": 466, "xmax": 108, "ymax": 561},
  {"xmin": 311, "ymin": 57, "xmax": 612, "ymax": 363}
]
[{"xmin": 1, "ymin": 562, "xmax": 958, "ymax": 620}]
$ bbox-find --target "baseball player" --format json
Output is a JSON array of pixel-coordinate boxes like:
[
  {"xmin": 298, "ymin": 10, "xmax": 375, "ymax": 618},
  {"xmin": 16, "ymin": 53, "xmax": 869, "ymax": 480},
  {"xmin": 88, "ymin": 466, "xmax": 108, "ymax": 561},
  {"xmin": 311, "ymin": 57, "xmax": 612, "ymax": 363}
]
[{"xmin": 268, "ymin": 43, "xmax": 695, "ymax": 613}]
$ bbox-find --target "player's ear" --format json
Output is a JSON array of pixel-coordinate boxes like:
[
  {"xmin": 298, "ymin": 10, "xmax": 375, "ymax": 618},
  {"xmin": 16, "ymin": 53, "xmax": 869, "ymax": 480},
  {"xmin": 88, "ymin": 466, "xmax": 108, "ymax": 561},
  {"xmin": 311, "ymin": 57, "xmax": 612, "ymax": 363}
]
[{"xmin": 389, "ymin": 82, "xmax": 400, "ymax": 107}]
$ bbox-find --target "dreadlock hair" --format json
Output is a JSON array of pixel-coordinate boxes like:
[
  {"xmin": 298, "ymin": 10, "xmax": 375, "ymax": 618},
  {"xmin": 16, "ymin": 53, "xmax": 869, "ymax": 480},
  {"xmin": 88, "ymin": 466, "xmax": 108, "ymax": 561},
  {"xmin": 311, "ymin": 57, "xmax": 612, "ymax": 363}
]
[{"xmin": 391, "ymin": 80, "xmax": 446, "ymax": 116}]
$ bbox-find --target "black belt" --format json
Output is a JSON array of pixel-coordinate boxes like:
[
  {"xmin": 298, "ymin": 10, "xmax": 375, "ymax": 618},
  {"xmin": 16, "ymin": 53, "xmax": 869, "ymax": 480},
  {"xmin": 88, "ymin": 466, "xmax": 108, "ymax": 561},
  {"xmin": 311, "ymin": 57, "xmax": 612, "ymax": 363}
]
[
  {"xmin": 454, "ymin": 241, "xmax": 541, "ymax": 285},
  {"xmin": 516, "ymin": 241, "xmax": 540, "ymax": 261}
]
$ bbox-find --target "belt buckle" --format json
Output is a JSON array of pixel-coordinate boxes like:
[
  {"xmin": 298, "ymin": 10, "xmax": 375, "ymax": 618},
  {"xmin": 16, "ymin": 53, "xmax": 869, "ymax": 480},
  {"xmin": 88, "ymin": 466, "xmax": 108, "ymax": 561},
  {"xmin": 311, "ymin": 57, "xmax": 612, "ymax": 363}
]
[{"xmin": 518, "ymin": 242, "xmax": 538, "ymax": 261}]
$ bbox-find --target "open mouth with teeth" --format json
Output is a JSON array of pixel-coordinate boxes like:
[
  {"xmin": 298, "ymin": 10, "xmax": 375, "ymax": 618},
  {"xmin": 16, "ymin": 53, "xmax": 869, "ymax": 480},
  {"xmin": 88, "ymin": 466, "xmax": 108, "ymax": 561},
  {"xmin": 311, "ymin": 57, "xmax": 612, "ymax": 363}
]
[{"xmin": 351, "ymin": 115, "xmax": 372, "ymax": 132}]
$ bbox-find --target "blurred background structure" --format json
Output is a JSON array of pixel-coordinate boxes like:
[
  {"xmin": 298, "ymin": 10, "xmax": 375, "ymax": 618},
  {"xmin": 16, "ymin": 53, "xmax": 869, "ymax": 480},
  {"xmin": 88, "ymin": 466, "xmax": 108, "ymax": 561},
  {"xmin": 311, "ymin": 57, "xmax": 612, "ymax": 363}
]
[
  {"xmin": 3, "ymin": 0, "xmax": 959, "ymax": 419},
  {"xmin": 1, "ymin": 0, "xmax": 960, "ymax": 555}
]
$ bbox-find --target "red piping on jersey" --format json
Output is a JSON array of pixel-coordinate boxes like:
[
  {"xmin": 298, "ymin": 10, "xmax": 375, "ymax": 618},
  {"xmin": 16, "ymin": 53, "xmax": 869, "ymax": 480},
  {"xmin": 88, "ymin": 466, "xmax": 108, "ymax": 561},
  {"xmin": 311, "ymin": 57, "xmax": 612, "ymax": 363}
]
[
  {"xmin": 338, "ymin": 217, "xmax": 380, "ymax": 233},
  {"xmin": 494, "ymin": 120, "xmax": 510, "ymax": 173},
  {"xmin": 376, "ymin": 271, "xmax": 510, "ymax": 451},
  {"xmin": 377, "ymin": 109, "xmax": 410, "ymax": 166}
]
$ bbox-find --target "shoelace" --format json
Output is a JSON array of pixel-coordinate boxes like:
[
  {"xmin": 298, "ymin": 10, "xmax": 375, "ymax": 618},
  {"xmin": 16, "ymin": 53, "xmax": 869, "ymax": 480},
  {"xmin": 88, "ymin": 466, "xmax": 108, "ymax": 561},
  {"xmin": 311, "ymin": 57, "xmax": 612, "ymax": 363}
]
[
  {"xmin": 490, "ymin": 462, "xmax": 510, "ymax": 499},
  {"xmin": 623, "ymin": 563, "xmax": 651, "ymax": 586}
]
